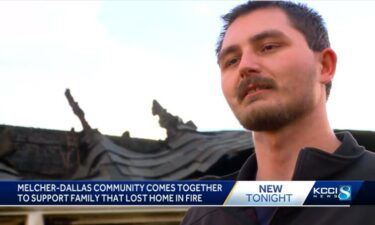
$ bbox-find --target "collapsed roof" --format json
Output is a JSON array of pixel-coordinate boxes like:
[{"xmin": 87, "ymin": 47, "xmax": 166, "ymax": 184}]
[{"xmin": 0, "ymin": 89, "xmax": 374, "ymax": 180}]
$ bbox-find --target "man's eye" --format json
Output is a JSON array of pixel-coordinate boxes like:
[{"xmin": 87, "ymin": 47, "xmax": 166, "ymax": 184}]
[
  {"xmin": 225, "ymin": 58, "xmax": 239, "ymax": 67},
  {"xmin": 261, "ymin": 44, "xmax": 280, "ymax": 53}
]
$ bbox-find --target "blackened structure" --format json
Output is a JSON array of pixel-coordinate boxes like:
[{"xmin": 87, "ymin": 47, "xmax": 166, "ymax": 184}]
[{"xmin": 0, "ymin": 90, "xmax": 374, "ymax": 180}]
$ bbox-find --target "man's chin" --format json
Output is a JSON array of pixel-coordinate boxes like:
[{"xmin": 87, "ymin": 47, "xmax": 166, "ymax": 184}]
[
  {"xmin": 239, "ymin": 99, "xmax": 271, "ymax": 115},
  {"xmin": 236, "ymin": 105, "xmax": 291, "ymax": 131},
  {"xmin": 238, "ymin": 101, "xmax": 314, "ymax": 132},
  {"xmin": 242, "ymin": 92, "xmax": 269, "ymax": 105}
]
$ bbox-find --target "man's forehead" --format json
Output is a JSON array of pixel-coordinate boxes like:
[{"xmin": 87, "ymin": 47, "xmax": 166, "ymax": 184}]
[{"xmin": 222, "ymin": 7, "xmax": 296, "ymax": 48}]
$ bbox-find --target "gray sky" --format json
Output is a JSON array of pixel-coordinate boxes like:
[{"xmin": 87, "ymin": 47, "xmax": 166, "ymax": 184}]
[{"xmin": 0, "ymin": 1, "xmax": 374, "ymax": 140}]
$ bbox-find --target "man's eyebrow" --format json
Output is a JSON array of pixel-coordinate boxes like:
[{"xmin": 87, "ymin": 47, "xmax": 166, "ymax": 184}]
[
  {"xmin": 218, "ymin": 45, "xmax": 240, "ymax": 64},
  {"xmin": 250, "ymin": 29, "xmax": 289, "ymax": 43},
  {"xmin": 218, "ymin": 30, "xmax": 289, "ymax": 64}
]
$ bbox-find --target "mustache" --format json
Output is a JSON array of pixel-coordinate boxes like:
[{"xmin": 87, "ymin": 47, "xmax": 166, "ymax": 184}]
[{"xmin": 237, "ymin": 75, "xmax": 277, "ymax": 101}]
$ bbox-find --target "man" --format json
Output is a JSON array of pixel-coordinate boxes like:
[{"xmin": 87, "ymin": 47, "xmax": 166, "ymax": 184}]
[{"xmin": 181, "ymin": 1, "xmax": 375, "ymax": 225}]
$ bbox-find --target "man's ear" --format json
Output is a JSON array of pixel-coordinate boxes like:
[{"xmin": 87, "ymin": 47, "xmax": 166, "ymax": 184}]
[{"xmin": 319, "ymin": 48, "xmax": 337, "ymax": 85}]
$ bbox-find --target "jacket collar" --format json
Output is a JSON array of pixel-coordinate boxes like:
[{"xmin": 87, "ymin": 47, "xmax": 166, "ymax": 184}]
[{"xmin": 236, "ymin": 131, "xmax": 366, "ymax": 180}]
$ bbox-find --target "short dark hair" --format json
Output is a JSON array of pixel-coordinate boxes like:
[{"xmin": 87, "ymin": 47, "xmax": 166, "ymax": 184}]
[{"xmin": 216, "ymin": 1, "xmax": 332, "ymax": 98}]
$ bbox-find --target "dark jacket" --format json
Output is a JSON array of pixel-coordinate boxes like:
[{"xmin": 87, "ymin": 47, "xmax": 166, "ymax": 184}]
[{"xmin": 181, "ymin": 132, "xmax": 375, "ymax": 225}]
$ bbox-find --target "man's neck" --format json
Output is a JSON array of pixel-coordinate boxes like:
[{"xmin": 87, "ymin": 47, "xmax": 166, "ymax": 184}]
[{"xmin": 253, "ymin": 105, "xmax": 341, "ymax": 180}]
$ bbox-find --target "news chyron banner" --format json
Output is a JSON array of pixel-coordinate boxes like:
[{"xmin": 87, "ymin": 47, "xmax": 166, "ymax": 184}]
[{"xmin": 0, "ymin": 181, "xmax": 374, "ymax": 206}]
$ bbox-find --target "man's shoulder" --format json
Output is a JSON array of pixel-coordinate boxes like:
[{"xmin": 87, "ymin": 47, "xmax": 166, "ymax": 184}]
[
  {"xmin": 344, "ymin": 149, "xmax": 375, "ymax": 179},
  {"xmin": 180, "ymin": 172, "xmax": 251, "ymax": 225},
  {"xmin": 358, "ymin": 149, "xmax": 375, "ymax": 166},
  {"xmin": 360, "ymin": 149, "xmax": 375, "ymax": 165}
]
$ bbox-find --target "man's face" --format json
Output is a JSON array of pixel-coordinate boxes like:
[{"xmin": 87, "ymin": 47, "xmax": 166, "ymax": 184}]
[{"xmin": 219, "ymin": 8, "xmax": 321, "ymax": 131}]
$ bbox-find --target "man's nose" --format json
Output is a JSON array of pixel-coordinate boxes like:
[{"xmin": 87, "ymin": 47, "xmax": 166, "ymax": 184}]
[{"xmin": 239, "ymin": 52, "xmax": 261, "ymax": 79}]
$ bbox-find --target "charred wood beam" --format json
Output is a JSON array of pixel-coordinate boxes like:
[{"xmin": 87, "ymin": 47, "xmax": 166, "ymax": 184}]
[{"xmin": 65, "ymin": 89, "xmax": 91, "ymax": 131}]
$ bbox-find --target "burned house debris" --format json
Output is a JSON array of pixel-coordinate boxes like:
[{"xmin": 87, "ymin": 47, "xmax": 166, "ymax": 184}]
[
  {"xmin": 0, "ymin": 90, "xmax": 253, "ymax": 180},
  {"xmin": 0, "ymin": 89, "xmax": 374, "ymax": 180}
]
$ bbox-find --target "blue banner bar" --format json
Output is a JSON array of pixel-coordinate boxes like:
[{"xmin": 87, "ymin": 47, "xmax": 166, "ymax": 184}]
[
  {"xmin": 1, "ymin": 180, "xmax": 234, "ymax": 205},
  {"xmin": 1, "ymin": 180, "xmax": 375, "ymax": 206}
]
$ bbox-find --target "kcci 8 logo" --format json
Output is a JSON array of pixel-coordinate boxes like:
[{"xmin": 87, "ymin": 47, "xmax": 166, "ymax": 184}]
[{"xmin": 338, "ymin": 185, "xmax": 351, "ymax": 201}]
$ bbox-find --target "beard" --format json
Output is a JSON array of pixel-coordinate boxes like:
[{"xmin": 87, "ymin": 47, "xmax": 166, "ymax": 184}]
[
  {"xmin": 237, "ymin": 92, "xmax": 315, "ymax": 131},
  {"xmin": 234, "ymin": 73, "xmax": 316, "ymax": 131}
]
